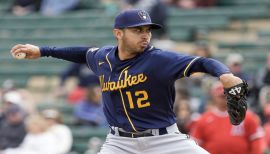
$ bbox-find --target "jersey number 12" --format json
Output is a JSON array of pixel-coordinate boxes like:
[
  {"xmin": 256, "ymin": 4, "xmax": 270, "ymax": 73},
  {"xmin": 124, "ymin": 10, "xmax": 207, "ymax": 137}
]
[{"xmin": 126, "ymin": 90, "xmax": 150, "ymax": 109}]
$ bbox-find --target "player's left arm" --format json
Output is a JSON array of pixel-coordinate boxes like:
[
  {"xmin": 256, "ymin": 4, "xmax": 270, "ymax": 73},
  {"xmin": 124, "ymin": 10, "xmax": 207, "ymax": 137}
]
[
  {"xmin": 187, "ymin": 57, "xmax": 243, "ymax": 87},
  {"xmin": 189, "ymin": 57, "xmax": 248, "ymax": 125},
  {"xmin": 40, "ymin": 46, "xmax": 90, "ymax": 63},
  {"xmin": 10, "ymin": 44, "xmax": 91, "ymax": 63}
]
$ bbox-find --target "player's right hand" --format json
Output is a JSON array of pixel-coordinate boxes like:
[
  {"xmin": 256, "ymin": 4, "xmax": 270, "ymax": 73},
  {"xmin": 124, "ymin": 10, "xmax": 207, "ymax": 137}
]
[{"xmin": 10, "ymin": 44, "xmax": 41, "ymax": 59}]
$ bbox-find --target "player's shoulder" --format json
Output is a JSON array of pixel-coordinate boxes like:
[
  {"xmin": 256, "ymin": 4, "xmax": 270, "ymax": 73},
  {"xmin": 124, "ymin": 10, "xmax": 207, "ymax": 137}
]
[
  {"xmin": 99, "ymin": 45, "xmax": 115, "ymax": 52},
  {"xmin": 87, "ymin": 45, "xmax": 115, "ymax": 57},
  {"xmin": 149, "ymin": 46, "xmax": 188, "ymax": 59},
  {"xmin": 150, "ymin": 46, "xmax": 182, "ymax": 55}
]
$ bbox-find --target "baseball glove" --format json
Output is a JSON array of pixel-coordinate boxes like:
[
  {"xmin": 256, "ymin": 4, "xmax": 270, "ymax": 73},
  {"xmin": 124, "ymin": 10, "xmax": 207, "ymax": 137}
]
[{"xmin": 224, "ymin": 80, "xmax": 248, "ymax": 125}]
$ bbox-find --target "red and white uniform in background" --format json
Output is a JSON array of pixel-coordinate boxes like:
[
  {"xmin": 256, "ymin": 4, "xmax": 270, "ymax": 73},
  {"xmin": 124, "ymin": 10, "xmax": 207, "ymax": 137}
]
[
  {"xmin": 191, "ymin": 109, "xmax": 264, "ymax": 154},
  {"xmin": 264, "ymin": 122, "xmax": 270, "ymax": 148},
  {"xmin": 263, "ymin": 104, "xmax": 270, "ymax": 149}
]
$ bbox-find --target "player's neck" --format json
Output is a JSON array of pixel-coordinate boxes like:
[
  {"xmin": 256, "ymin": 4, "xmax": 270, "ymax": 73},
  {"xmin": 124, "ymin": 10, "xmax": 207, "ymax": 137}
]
[{"xmin": 118, "ymin": 45, "xmax": 137, "ymax": 61}]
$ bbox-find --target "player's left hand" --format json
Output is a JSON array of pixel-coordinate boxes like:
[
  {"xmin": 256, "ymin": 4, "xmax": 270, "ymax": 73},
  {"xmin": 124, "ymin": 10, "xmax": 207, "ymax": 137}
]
[
  {"xmin": 219, "ymin": 73, "xmax": 243, "ymax": 88},
  {"xmin": 220, "ymin": 73, "xmax": 248, "ymax": 125}
]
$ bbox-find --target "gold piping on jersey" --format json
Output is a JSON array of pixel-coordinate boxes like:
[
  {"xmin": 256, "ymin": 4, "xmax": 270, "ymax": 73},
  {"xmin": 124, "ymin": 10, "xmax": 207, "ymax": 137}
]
[
  {"xmin": 118, "ymin": 66, "xmax": 130, "ymax": 80},
  {"xmin": 119, "ymin": 89, "xmax": 138, "ymax": 132},
  {"xmin": 183, "ymin": 57, "xmax": 200, "ymax": 77},
  {"xmin": 118, "ymin": 66, "xmax": 138, "ymax": 132},
  {"xmin": 106, "ymin": 52, "xmax": 112, "ymax": 72}
]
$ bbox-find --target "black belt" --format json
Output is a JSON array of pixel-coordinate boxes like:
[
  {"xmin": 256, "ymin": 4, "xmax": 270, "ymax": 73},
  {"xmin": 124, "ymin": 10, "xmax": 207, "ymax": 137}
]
[{"xmin": 110, "ymin": 127, "xmax": 168, "ymax": 138}]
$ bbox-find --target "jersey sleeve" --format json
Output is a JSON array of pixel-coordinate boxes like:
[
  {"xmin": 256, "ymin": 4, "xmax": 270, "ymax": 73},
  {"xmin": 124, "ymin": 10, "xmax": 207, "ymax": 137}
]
[
  {"xmin": 40, "ymin": 46, "xmax": 89, "ymax": 63},
  {"xmin": 152, "ymin": 50, "xmax": 230, "ymax": 83},
  {"xmin": 85, "ymin": 47, "xmax": 100, "ymax": 74}
]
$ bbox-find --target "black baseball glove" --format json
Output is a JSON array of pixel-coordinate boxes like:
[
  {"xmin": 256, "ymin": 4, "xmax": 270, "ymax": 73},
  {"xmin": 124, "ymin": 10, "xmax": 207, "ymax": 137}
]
[{"xmin": 224, "ymin": 80, "xmax": 248, "ymax": 125}]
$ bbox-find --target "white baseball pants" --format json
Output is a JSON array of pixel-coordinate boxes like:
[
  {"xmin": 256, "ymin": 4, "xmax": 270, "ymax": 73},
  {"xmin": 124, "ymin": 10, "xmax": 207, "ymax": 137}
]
[{"xmin": 98, "ymin": 124, "xmax": 209, "ymax": 154}]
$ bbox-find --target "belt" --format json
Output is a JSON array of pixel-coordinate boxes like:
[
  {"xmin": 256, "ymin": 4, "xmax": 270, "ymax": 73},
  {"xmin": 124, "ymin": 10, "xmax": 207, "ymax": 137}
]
[
  {"xmin": 117, "ymin": 130, "xmax": 154, "ymax": 138},
  {"xmin": 110, "ymin": 125, "xmax": 176, "ymax": 138}
]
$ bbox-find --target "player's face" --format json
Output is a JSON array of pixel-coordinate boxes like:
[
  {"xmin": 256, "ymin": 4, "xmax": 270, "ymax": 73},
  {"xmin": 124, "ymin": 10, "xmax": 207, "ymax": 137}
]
[{"xmin": 121, "ymin": 26, "xmax": 152, "ymax": 53}]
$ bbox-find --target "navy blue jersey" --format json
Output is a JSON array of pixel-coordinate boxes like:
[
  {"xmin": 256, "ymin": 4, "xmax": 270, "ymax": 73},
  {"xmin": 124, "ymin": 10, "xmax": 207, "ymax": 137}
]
[
  {"xmin": 41, "ymin": 45, "xmax": 230, "ymax": 132},
  {"xmin": 85, "ymin": 45, "xmax": 223, "ymax": 131}
]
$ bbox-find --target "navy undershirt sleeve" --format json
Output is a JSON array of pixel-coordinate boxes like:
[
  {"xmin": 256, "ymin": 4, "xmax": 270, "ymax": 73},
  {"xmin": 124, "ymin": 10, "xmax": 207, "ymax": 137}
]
[
  {"xmin": 40, "ymin": 47, "xmax": 90, "ymax": 63},
  {"xmin": 188, "ymin": 57, "xmax": 231, "ymax": 77}
]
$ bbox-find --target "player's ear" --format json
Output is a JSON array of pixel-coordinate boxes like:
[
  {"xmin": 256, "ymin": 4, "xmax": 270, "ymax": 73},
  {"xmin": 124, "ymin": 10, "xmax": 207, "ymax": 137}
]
[{"xmin": 113, "ymin": 29, "xmax": 123, "ymax": 40}]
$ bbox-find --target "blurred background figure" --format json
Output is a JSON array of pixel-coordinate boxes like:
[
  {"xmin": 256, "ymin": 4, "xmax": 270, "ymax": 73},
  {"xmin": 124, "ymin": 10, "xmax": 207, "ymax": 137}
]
[
  {"xmin": 0, "ymin": 88, "xmax": 25, "ymax": 127},
  {"xmin": 84, "ymin": 137, "xmax": 104, "ymax": 154},
  {"xmin": 40, "ymin": 0, "xmax": 79, "ymax": 16},
  {"xmin": 263, "ymin": 104, "xmax": 270, "ymax": 153},
  {"xmin": 176, "ymin": 0, "xmax": 197, "ymax": 9},
  {"xmin": 0, "ymin": 104, "xmax": 26, "ymax": 150},
  {"xmin": 41, "ymin": 109, "xmax": 73, "ymax": 154},
  {"xmin": 10, "ymin": 0, "xmax": 41, "ymax": 16},
  {"xmin": 2, "ymin": 91, "xmax": 24, "ymax": 110},
  {"xmin": 256, "ymin": 53, "xmax": 270, "ymax": 89},
  {"xmin": 56, "ymin": 63, "xmax": 99, "ymax": 104},
  {"xmin": 259, "ymin": 86, "xmax": 270, "ymax": 113},
  {"xmin": 166, "ymin": 0, "xmax": 217, "ymax": 9},
  {"xmin": 0, "ymin": 80, "xmax": 16, "ymax": 95},
  {"xmin": 2, "ymin": 90, "xmax": 35, "ymax": 115},
  {"xmin": 174, "ymin": 99, "xmax": 200, "ymax": 134},
  {"xmin": 255, "ymin": 53, "xmax": 270, "ymax": 107},
  {"xmin": 1, "ymin": 114, "xmax": 57, "ymax": 154},
  {"xmin": 191, "ymin": 81, "xmax": 264, "ymax": 154},
  {"xmin": 225, "ymin": 53, "xmax": 251, "ymax": 82},
  {"xmin": 1, "ymin": 79, "xmax": 36, "ymax": 114},
  {"xmin": 1, "ymin": 80, "xmax": 21, "ymax": 108},
  {"xmin": 192, "ymin": 41, "xmax": 212, "ymax": 58},
  {"xmin": 73, "ymin": 82, "xmax": 107, "ymax": 127},
  {"xmin": 251, "ymin": 53, "xmax": 270, "ymax": 119}
]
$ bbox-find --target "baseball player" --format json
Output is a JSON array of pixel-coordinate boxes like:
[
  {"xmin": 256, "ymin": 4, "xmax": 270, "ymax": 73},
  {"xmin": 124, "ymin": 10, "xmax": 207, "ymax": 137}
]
[{"xmin": 10, "ymin": 9, "xmax": 248, "ymax": 154}]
